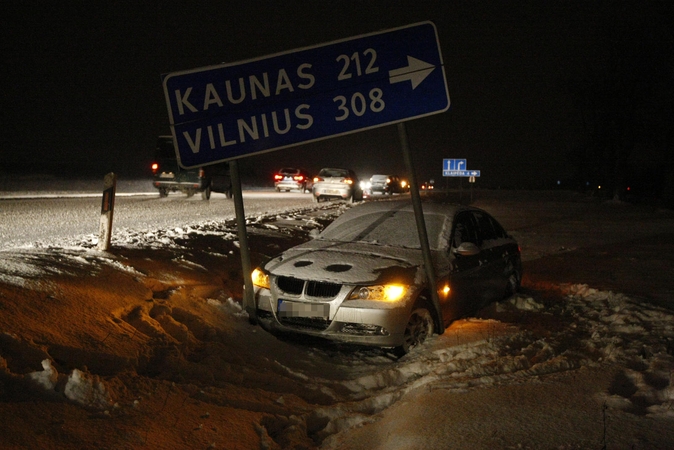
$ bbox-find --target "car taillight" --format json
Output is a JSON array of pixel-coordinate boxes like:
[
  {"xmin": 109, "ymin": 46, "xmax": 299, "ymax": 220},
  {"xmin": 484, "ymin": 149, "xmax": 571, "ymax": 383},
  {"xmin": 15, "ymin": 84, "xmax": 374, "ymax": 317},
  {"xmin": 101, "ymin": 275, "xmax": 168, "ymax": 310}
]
[
  {"xmin": 313, "ymin": 176, "xmax": 323, "ymax": 183},
  {"xmin": 151, "ymin": 162, "xmax": 159, "ymax": 173},
  {"xmin": 274, "ymin": 174, "xmax": 283, "ymax": 181},
  {"xmin": 343, "ymin": 178, "xmax": 353, "ymax": 185},
  {"xmin": 294, "ymin": 175, "xmax": 304, "ymax": 181}
]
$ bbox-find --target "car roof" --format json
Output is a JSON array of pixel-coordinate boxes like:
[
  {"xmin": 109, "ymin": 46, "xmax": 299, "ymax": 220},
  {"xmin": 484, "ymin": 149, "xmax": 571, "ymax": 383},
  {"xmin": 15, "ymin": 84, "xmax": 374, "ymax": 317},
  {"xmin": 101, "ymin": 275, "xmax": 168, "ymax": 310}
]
[{"xmin": 338, "ymin": 199, "xmax": 474, "ymax": 219}]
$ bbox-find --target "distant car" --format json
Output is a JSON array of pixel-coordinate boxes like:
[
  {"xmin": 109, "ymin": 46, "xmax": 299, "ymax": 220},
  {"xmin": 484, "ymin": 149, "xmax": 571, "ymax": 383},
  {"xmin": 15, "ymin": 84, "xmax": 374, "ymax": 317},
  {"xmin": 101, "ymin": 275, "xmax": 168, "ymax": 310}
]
[
  {"xmin": 251, "ymin": 200, "xmax": 522, "ymax": 355},
  {"xmin": 420, "ymin": 181, "xmax": 435, "ymax": 191},
  {"xmin": 274, "ymin": 168, "xmax": 313, "ymax": 193},
  {"xmin": 151, "ymin": 136, "xmax": 232, "ymax": 200},
  {"xmin": 368, "ymin": 174, "xmax": 409, "ymax": 195},
  {"xmin": 311, "ymin": 167, "xmax": 363, "ymax": 203}
]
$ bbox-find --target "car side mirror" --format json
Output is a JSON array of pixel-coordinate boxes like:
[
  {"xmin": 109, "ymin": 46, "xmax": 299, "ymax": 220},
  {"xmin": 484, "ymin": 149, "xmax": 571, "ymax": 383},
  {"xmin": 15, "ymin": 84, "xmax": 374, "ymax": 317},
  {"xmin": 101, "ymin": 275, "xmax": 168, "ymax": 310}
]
[
  {"xmin": 453, "ymin": 242, "xmax": 480, "ymax": 256},
  {"xmin": 309, "ymin": 229, "xmax": 320, "ymax": 239}
]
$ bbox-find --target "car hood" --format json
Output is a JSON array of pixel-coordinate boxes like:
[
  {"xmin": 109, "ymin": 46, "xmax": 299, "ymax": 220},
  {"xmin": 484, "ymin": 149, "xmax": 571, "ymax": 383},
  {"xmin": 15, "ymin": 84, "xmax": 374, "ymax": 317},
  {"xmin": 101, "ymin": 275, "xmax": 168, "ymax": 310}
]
[{"xmin": 264, "ymin": 240, "xmax": 427, "ymax": 285}]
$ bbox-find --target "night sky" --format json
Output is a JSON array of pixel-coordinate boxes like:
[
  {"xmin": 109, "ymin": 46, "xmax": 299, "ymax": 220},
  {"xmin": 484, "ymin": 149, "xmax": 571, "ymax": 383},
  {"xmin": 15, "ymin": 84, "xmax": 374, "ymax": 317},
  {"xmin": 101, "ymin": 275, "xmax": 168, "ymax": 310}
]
[{"xmin": 2, "ymin": 1, "xmax": 672, "ymax": 189}]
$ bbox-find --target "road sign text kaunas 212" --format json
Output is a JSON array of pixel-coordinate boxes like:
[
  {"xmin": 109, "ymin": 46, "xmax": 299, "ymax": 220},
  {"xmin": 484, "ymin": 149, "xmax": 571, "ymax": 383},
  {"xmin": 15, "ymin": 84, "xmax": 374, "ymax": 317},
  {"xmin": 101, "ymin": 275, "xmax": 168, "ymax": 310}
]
[{"xmin": 163, "ymin": 21, "xmax": 450, "ymax": 168}]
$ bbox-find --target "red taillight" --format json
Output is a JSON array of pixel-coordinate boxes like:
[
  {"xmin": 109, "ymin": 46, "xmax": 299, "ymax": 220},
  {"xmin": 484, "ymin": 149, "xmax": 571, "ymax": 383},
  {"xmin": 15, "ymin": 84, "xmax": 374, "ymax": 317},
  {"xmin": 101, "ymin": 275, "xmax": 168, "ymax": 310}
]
[
  {"xmin": 313, "ymin": 176, "xmax": 323, "ymax": 183},
  {"xmin": 151, "ymin": 162, "xmax": 159, "ymax": 173},
  {"xmin": 343, "ymin": 178, "xmax": 353, "ymax": 185},
  {"xmin": 294, "ymin": 175, "xmax": 304, "ymax": 181},
  {"xmin": 274, "ymin": 174, "xmax": 283, "ymax": 181}
]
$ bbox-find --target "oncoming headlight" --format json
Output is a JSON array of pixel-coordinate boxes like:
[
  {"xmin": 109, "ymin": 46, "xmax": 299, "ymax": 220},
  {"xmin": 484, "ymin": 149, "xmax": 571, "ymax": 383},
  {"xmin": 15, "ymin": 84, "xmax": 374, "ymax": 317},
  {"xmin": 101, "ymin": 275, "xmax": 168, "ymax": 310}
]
[
  {"xmin": 348, "ymin": 284, "xmax": 408, "ymax": 302},
  {"xmin": 251, "ymin": 268, "xmax": 270, "ymax": 289}
]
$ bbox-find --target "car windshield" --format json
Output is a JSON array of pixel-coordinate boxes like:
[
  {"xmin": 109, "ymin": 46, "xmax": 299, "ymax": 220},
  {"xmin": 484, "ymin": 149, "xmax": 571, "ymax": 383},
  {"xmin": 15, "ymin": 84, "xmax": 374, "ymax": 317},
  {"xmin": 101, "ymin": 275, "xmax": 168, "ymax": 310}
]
[
  {"xmin": 318, "ymin": 168, "xmax": 348, "ymax": 178},
  {"xmin": 319, "ymin": 210, "xmax": 449, "ymax": 249}
]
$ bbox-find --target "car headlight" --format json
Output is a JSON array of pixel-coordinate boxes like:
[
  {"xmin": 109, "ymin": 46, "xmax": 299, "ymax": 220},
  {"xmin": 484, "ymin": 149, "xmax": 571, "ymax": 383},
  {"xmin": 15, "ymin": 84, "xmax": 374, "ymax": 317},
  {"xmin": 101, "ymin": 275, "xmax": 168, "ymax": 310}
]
[
  {"xmin": 348, "ymin": 284, "xmax": 408, "ymax": 302},
  {"xmin": 251, "ymin": 268, "xmax": 270, "ymax": 289}
]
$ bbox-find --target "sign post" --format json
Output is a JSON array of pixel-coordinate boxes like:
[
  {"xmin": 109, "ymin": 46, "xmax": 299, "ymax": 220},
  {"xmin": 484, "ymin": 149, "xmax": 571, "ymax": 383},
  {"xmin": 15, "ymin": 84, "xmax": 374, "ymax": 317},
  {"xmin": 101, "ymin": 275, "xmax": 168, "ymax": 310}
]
[
  {"xmin": 97, "ymin": 172, "xmax": 116, "ymax": 251},
  {"xmin": 398, "ymin": 123, "xmax": 442, "ymax": 333}
]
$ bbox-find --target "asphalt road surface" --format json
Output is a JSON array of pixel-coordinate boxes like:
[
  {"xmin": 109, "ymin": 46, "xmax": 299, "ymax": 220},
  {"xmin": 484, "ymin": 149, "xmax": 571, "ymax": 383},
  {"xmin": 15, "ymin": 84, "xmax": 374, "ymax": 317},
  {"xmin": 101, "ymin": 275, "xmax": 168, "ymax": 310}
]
[{"xmin": 0, "ymin": 190, "xmax": 316, "ymax": 250}]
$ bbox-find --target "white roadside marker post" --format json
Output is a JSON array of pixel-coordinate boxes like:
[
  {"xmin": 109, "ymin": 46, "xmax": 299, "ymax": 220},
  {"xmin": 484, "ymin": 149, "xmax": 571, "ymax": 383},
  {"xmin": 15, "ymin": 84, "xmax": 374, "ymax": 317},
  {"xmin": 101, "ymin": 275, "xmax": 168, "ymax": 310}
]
[{"xmin": 97, "ymin": 172, "xmax": 117, "ymax": 251}]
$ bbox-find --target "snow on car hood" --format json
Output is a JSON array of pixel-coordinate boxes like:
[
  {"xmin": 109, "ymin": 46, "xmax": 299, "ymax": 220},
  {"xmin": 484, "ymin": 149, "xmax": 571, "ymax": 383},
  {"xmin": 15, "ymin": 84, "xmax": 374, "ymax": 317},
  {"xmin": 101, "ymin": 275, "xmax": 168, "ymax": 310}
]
[{"xmin": 264, "ymin": 240, "xmax": 425, "ymax": 285}]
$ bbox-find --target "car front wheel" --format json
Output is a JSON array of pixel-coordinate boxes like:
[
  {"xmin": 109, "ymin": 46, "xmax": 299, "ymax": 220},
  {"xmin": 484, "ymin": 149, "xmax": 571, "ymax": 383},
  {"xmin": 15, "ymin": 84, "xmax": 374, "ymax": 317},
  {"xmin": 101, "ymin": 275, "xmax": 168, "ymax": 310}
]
[
  {"xmin": 201, "ymin": 186, "xmax": 211, "ymax": 200},
  {"xmin": 158, "ymin": 188, "xmax": 168, "ymax": 198},
  {"xmin": 395, "ymin": 306, "xmax": 434, "ymax": 356}
]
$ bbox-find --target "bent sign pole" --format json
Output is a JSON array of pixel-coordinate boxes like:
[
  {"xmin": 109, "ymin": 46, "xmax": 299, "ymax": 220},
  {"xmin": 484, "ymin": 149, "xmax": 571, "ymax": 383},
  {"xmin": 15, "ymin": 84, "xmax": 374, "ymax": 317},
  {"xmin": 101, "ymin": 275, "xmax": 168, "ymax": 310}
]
[
  {"xmin": 162, "ymin": 21, "xmax": 450, "ymax": 327},
  {"xmin": 229, "ymin": 160, "xmax": 256, "ymax": 322},
  {"xmin": 398, "ymin": 123, "xmax": 443, "ymax": 334}
]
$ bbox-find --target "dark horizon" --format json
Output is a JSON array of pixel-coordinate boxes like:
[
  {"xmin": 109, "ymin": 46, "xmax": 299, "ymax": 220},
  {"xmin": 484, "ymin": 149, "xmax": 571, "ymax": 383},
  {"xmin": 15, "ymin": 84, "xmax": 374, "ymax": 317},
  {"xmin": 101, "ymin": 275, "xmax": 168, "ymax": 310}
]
[{"xmin": 2, "ymin": 2, "xmax": 673, "ymax": 197}]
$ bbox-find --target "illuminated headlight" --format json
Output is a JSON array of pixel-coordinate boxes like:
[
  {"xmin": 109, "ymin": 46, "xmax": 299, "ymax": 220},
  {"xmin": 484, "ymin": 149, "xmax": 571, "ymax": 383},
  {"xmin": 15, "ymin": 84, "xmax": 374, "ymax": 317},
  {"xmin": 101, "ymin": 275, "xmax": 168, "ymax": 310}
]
[
  {"xmin": 348, "ymin": 284, "xmax": 408, "ymax": 302},
  {"xmin": 251, "ymin": 268, "xmax": 270, "ymax": 289}
]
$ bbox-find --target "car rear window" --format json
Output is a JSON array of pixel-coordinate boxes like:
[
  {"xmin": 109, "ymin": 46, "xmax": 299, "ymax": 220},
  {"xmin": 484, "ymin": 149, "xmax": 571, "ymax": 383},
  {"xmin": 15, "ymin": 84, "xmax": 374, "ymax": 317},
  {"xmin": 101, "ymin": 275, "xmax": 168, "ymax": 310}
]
[
  {"xmin": 319, "ymin": 168, "xmax": 348, "ymax": 178},
  {"xmin": 155, "ymin": 138, "xmax": 176, "ymax": 159},
  {"xmin": 319, "ymin": 210, "xmax": 448, "ymax": 249}
]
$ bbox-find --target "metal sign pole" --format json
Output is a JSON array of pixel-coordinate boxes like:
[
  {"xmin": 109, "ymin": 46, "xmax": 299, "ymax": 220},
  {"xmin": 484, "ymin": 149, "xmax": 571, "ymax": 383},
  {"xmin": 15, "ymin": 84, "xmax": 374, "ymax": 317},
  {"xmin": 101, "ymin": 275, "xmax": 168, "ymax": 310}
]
[
  {"xmin": 230, "ymin": 160, "xmax": 257, "ymax": 323},
  {"xmin": 398, "ymin": 123, "xmax": 444, "ymax": 334}
]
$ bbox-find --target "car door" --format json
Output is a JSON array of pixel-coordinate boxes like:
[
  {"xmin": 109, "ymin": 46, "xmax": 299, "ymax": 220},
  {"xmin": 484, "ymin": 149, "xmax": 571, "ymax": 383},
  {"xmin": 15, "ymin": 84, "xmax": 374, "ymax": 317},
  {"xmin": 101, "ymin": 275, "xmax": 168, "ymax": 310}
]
[
  {"xmin": 444, "ymin": 211, "xmax": 482, "ymax": 322},
  {"xmin": 472, "ymin": 211, "xmax": 508, "ymax": 302}
]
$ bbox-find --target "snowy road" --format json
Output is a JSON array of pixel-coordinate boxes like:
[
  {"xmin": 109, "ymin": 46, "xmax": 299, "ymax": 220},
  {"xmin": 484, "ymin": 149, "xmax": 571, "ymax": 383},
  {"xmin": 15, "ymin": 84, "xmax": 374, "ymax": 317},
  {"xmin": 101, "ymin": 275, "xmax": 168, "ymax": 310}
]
[{"xmin": 0, "ymin": 190, "xmax": 316, "ymax": 249}]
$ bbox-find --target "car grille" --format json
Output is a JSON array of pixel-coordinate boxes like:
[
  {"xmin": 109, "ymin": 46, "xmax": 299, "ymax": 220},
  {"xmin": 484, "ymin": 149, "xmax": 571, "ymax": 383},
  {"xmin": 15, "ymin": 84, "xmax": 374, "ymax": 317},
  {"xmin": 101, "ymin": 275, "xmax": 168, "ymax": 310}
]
[
  {"xmin": 276, "ymin": 276, "xmax": 304, "ymax": 295},
  {"xmin": 275, "ymin": 276, "xmax": 342, "ymax": 299}
]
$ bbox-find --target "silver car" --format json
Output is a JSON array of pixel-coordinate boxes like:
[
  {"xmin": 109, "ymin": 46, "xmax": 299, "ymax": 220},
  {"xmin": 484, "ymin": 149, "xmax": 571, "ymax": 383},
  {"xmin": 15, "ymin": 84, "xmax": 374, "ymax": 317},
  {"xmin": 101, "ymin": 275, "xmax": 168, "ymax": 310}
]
[
  {"xmin": 251, "ymin": 200, "xmax": 522, "ymax": 355},
  {"xmin": 311, "ymin": 167, "xmax": 363, "ymax": 203}
]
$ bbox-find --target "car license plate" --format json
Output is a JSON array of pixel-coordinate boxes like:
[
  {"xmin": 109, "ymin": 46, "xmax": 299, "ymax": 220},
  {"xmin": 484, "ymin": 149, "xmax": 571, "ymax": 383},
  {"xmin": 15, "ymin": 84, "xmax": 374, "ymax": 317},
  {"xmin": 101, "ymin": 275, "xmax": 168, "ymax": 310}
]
[
  {"xmin": 159, "ymin": 173, "xmax": 174, "ymax": 178},
  {"xmin": 325, "ymin": 189, "xmax": 341, "ymax": 194},
  {"xmin": 277, "ymin": 299, "xmax": 329, "ymax": 318}
]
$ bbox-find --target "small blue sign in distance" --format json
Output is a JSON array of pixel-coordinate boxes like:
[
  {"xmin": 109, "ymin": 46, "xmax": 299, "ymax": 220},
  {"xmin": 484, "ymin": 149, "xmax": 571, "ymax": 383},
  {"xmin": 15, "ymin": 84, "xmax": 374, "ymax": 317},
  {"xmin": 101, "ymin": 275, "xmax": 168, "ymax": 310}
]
[
  {"xmin": 443, "ymin": 159, "xmax": 467, "ymax": 172},
  {"xmin": 443, "ymin": 170, "xmax": 481, "ymax": 177},
  {"xmin": 163, "ymin": 21, "xmax": 450, "ymax": 168}
]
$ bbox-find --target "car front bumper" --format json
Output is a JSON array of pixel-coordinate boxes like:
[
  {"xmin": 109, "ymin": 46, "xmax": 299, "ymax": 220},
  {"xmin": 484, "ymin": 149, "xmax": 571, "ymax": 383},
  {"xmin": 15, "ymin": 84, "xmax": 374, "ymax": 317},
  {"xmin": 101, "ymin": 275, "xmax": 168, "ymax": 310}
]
[{"xmin": 253, "ymin": 286, "xmax": 408, "ymax": 348}]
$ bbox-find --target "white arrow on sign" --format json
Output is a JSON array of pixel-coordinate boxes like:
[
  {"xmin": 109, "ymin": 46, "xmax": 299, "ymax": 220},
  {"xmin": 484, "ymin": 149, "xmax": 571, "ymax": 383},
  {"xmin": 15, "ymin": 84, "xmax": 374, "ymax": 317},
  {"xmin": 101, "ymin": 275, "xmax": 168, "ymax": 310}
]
[{"xmin": 388, "ymin": 56, "xmax": 435, "ymax": 89}]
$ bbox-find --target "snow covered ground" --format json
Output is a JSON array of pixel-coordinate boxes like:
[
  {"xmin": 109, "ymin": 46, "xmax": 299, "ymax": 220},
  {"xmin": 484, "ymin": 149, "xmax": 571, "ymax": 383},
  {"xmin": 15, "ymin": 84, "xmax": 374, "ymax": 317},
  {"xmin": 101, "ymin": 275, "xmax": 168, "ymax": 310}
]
[{"xmin": 1, "ymin": 189, "xmax": 673, "ymax": 449}]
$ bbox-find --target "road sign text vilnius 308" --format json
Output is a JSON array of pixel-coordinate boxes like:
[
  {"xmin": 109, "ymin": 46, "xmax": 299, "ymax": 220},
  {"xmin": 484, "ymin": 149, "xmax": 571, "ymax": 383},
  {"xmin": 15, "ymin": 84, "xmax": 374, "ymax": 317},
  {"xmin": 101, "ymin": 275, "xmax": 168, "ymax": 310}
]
[{"xmin": 163, "ymin": 21, "xmax": 450, "ymax": 168}]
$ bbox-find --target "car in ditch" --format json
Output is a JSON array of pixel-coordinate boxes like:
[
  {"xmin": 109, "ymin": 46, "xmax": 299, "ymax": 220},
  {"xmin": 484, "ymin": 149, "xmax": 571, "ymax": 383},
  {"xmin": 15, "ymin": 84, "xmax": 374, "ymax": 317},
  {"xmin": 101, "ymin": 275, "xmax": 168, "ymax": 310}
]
[
  {"xmin": 274, "ymin": 168, "xmax": 313, "ymax": 193},
  {"xmin": 311, "ymin": 167, "xmax": 363, "ymax": 203},
  {"xmin": 250, "ymin": 199, "xmax": 522, "ymax": 355},
  {"xmin": 151, "ymin": 135, "xmax": 232, "ymax": 200}
]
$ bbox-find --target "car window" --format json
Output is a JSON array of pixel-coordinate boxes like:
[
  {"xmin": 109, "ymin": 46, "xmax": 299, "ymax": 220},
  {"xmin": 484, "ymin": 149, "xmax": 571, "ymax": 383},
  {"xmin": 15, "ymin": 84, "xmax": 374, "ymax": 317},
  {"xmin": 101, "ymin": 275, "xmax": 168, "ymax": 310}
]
[
  {"xmin": 451, "ymin": 212, "xmax": 479, "ymax": 248},
  {"xmin": 155, "ymin": 138, "xmax": 176, "ymax": 159},
  {"xmin": 473, "ymin": 211, "xmax": 499, "ymax": 241},
  {"xmin": 318, "ymin": 168, "xmax": 348, "ymax": 178},
  {"xmin": 319, "ymin": 210, "xmax": 448, "ymax": 250},
  {"xmin": 488, "ymin": 215, "xmax": 508, "ymax": 239}
]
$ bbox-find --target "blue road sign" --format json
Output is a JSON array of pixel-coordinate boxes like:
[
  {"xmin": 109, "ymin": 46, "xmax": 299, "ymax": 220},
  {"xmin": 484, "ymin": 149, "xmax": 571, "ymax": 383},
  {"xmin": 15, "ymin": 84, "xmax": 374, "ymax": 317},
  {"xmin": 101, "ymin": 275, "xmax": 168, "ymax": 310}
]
[
  {"xmin": 163, "ymin": 21, "xmax": 450, "ymax": 168},
  {"xmin": 443, "ymin": 170, "xmax": 481, "ymax": 177},
  {"xmin": 443, "ymin": 159, "xmax": 466, "ymax": 172}
]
